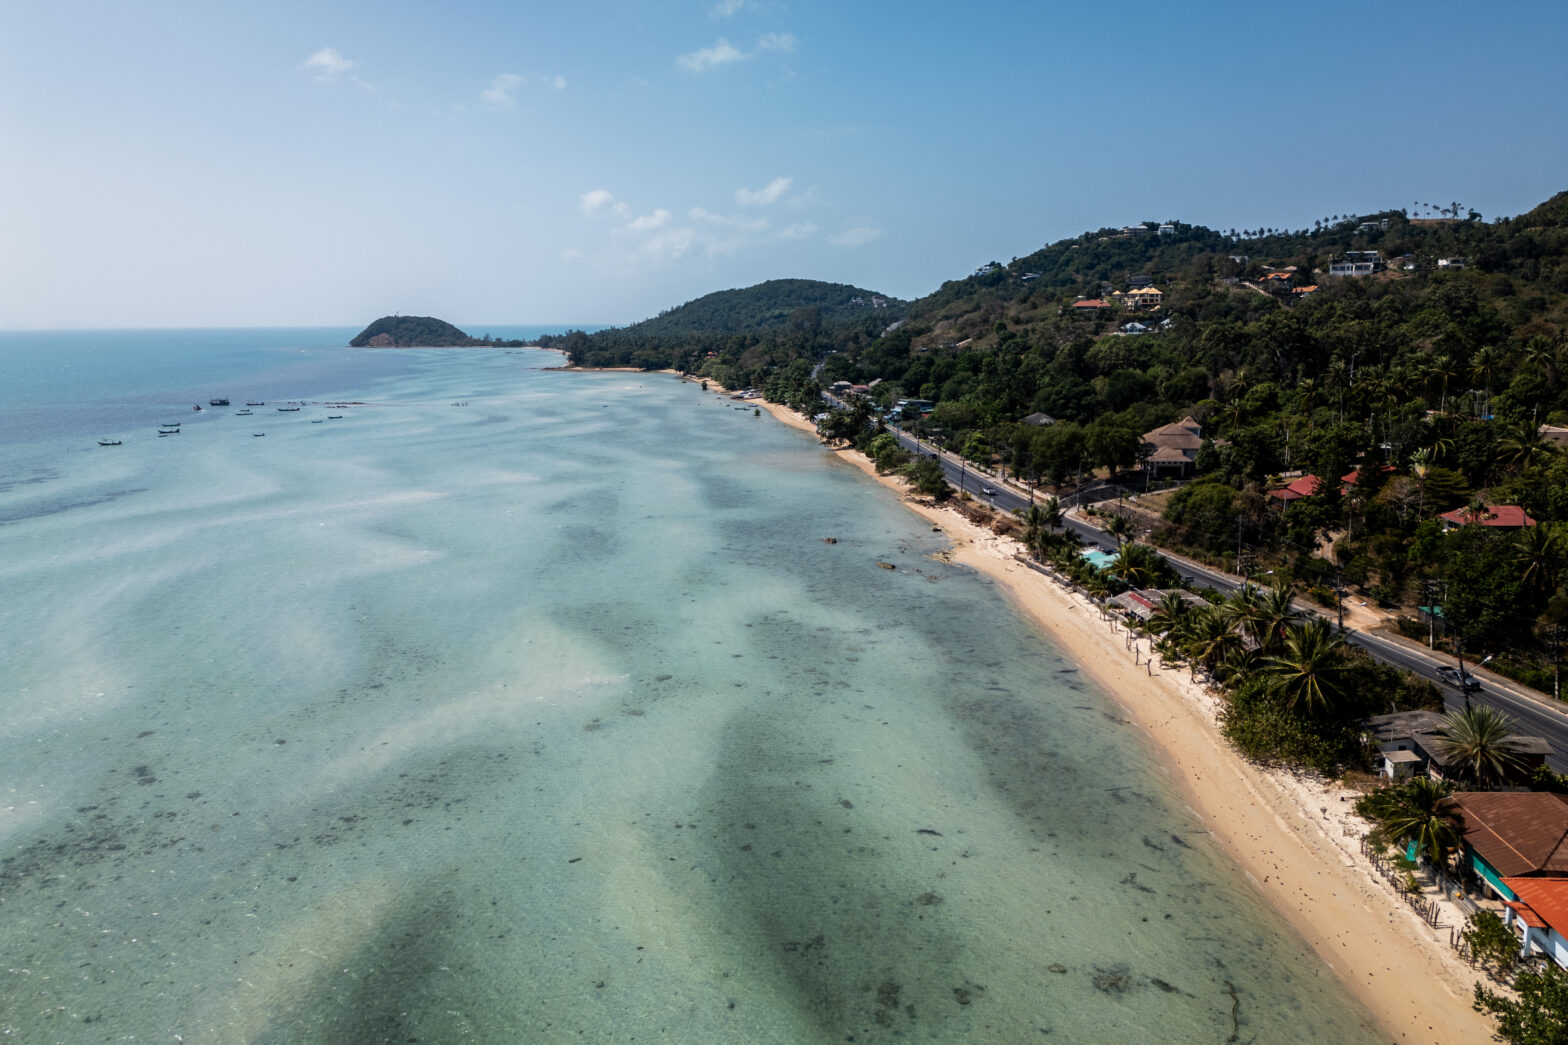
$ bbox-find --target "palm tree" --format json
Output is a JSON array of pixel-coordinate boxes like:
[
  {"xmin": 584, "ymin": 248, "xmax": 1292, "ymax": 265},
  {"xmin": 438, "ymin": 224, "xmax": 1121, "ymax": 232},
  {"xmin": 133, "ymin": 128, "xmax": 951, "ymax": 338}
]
[
  {"xmin": 1104, "ymin": 513, "xmax": 1133, "ymax": 547},
  {"xmin": 1023, "ymin": 504, "xmax": 1046, "ymax": 559},
  {"xmin": 1253, "ymin": 584, "xmax": 1299, "ymax": 653},
  {"xmin": 1431, "ymin": 706, "xmax": 1526, "ymax": 786},
  {"xmin": 1517, "ymin": 523, "xmax": 1565, "ymax": 600},
  {"xmin": 1110, "ymin": 542, "xmax": 1159, "ymax": 588},
  {"xmin": 1497, "ymin": 418, "xmax": 1555, "ymax": 473},
  {"xmin": 1410, "ymin": 448, "xmax": 1432, "ymax": 518},
  {"xmin": 1264, "ymin": 618, "xmax": 1349, "ymax": 718},
  {"xmin": 1147, "ymin": 592, "xmax": 1192, "ymax": 637},
  {"xmin": 1182, "ymin": 607, "xmax": 1243, "ymax": 678},
  {"xmin": 1427, "ymin": 354, "xmax": 1458, "ymax": 413},
  {"xmin": 1040, "ymin": 495, "xmax": 1063, "ymax": 531},
  {"xmin": 1520, "ymin": 336, "xmax": 1562, "ymax": 388},
  {"xmin": 1469, "ymin": 345, "xmax": 1501, "ymax": 419},
  {"xmin": 1220, "ymin": 647, "xmax": 1264, "ymax": 685},
  {"xmin": 1379, "ymin": 778, "xmax": 1462, "ymax": 867}
]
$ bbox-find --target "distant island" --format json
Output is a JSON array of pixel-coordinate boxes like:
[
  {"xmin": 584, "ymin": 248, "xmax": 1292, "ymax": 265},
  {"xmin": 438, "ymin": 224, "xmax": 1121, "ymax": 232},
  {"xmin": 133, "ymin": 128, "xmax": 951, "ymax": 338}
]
[{"xmin": 349, "ymin": 315, "xmax": 532, "ymax": 348}]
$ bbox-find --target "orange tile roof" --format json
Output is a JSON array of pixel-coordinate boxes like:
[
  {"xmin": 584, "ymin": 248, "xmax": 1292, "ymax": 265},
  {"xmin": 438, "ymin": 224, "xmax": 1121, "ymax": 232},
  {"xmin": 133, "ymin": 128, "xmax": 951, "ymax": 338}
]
[{"xmin": 1503, "ymin": 878, "xmax": 1568, "ymax": 934}]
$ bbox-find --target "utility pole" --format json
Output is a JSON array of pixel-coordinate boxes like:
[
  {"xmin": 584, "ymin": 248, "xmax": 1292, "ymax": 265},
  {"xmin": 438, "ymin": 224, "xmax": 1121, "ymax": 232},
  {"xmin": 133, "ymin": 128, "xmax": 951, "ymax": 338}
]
[{"xmin": 1335, "ymin": 567, "xmax": 1345, "ymax": 629}]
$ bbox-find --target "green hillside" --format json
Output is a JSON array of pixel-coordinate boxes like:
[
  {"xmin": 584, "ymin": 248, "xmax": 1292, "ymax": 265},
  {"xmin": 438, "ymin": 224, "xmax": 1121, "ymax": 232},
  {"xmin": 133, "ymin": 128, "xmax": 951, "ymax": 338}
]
[
  {"xmin": 560, "ymin": 278, "xmax": 907, "ymax": 371},
  {"xmin": 350, "ymin": 315, "xmax": 479, "ymax": 347}
]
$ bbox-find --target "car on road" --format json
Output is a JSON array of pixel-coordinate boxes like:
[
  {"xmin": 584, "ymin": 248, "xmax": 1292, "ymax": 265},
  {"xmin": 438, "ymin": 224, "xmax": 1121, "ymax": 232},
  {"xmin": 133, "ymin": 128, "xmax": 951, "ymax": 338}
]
[
  {"xmin": 1437, "ymin": 665, "xmax": 1482, "ymax": 692},
  {"xmin": 980, "ymin": 486, "xmax": 996, "ymax": 496}
]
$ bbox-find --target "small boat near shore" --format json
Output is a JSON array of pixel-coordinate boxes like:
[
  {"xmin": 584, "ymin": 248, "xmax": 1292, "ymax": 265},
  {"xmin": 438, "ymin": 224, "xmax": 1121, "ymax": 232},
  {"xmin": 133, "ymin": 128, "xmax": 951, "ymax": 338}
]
[
  {"xmin": 209, "ymin": 398, "xmax": 230, "ymax": 406},
  {"xmin": 246, "ymin": 400, "xmax": 265, "ymax": 406},
  {"xmin": 327, "ymin": 414, "xmax": 343, "ymax": 419},
  {"xmin": 158, "ymin": 426, "xmax": 181, "ymax": 434},
  {"xmin": 252, "ymin": 432, "xmax": 265, "ymax": 437},
  {"xmin": 236, "ymin": 409, "xmax": 253, "ymax": 416},
  {"xmin": 97, "ymin": 439, "xmax": 122, "ymax": 446},
  {"xmin": 277, "ymin": 406, "xmax": 300, "ymax": 412}
]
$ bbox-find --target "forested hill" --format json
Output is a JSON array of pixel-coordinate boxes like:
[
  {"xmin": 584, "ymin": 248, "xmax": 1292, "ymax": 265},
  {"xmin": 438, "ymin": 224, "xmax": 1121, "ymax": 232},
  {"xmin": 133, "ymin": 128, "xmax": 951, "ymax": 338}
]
[
  {"xmin": 350, "ymin": 315, "xmax": 480, "ymax": 347},
  {"xmin": 558, "ymin": 279, "xmax": 907, "ymax": 370}
]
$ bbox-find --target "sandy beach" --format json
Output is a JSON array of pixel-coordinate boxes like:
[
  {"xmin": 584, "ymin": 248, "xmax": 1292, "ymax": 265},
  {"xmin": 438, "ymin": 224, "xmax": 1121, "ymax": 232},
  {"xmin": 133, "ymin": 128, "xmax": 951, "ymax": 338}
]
[{"xmin": 733, "ymin": 386, "xmax": 1495, "ymax": 1044}]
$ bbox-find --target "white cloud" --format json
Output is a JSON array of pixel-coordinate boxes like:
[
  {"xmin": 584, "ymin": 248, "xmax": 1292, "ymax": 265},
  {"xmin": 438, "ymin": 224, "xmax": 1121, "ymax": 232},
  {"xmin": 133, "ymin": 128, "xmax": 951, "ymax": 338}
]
[
  {"xmin": 735, "ymin": 176, "xmax": 793, "ymax": 206},
  {"xmin": 677, "ymin": 39, "xmax": 746, "ymax": 73},
  {"xmin": 711, "ymin": 0, "xmax": 746, "ymax": 17},
  {"xmin": 580, "ymin": 189, "xmax": 631, "ymax": 218},
  {"xmin": 626, "ymin": 209, "xmax": 672, "ymax": 233},
  {"xmin": 779, "ymin": 222, "xmax": 818, "ymax": 239},
  {"xmin": 828, "ymin": 226, "xmax": 883, "ymax": 248},
  {"xmin": 481, "ymin": 73, "xmax": 524, "ymax": 107},
  {"xmin": 482, "ymin": 72, "xmax": 564, "ymax": 106},
  {"xmin": 756, "ymin": 32, "xmax": 797, "ymax": 54},
  {"xmin": 302, "ymin": 47, "xmax": 354, "ymax": 81},
  {"xmin": 690, "ymin": 207, "xmax": 771, "ymax": 233}
]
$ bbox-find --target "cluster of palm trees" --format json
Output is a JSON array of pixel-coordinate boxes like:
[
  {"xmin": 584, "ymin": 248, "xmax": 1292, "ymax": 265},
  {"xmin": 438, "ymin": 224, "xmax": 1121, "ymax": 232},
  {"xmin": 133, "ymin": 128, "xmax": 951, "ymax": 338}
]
[{"xmin": 1143, "ymin": 583, "xmax": 1357, "ymax": 717}]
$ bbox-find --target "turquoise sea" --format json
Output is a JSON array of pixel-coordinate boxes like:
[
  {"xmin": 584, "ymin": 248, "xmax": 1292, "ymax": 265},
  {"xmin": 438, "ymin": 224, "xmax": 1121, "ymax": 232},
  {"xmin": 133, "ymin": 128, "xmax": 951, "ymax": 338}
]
[{"xmin": 0, "ymin": 329, "xmax": 1382, "ymax": 1042}]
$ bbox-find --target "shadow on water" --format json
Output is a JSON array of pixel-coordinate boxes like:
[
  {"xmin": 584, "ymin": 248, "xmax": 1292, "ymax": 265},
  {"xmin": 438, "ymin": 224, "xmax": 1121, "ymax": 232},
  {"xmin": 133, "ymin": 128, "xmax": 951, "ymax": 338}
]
[{"xmin": 253, "ymin": 884, "xmax": 466, "ymax": 1044}]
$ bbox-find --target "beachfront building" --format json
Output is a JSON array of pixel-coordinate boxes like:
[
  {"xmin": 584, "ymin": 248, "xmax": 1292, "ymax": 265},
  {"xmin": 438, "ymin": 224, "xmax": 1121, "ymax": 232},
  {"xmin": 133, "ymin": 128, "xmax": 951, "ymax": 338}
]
[
  {"xmin": 1443, "ymin": 791, "xmax": 1568, "ymax": 895},
  {"xmin": 1442, "ymin": 791, "xmax": 1568, "ymax": 967},
  {"xmin": 1366, "ymin": 711, "xmax": 1551, "ymax": 783},
  {"xmin": 1499, "ymin": 877, "xmax": 1568, "ymax": 968}
]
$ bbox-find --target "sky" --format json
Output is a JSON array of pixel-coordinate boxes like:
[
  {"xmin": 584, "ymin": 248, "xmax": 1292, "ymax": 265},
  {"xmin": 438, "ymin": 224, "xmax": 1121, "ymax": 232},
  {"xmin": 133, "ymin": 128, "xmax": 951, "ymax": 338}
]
[{"xmin": 2, "ymin": 0, "xmax": 1565, "ymax": 330}]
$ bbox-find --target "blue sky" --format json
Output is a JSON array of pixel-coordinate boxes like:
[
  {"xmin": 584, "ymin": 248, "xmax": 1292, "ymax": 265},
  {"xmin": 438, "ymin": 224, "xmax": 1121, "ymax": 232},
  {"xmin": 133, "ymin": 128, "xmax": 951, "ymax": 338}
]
[{"xmin": 3, "ymin": 0, "xmax": 1565, "ymax": 329}]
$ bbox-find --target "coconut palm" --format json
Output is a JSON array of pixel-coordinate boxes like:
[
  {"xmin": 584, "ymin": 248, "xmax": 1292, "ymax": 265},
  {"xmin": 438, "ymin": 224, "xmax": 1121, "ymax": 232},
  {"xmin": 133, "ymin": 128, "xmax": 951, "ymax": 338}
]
[
  {"xmin": 1023, "ymin": 504, "xmax": 1046, "ymax": 558},
  {"xmin": 1252, "ymin": 584, "xmax": 1299, "ymax": 653},
  {"xmin": 1182, "ymin": 606, "xmax": 1243, "ymax": 677},
  {"xmin": 1220, "ymin": 647, "xmax": 1265, "ymax": 685},
  {"xmin": 1104, "ymin": 512, "xmax": 1133, "ymax": 547},
  {"xmin": 1469, "ymin": 345, "xmax": 1502, "ymax": 418},
  {"xmin": 1410, "ymin": 448, "xmax": 1432, "ymax": 518},
  {"xmin": 1517, "ymin": 523, "xmax": 1565, "ymax": 600},
  {"xmin": 1146, "ymin": 592, "xmax": 1192, "ymax": 637},
  {"xmin": 1221, "ymin": 583, "xmax": 1263, "ymax": 642},
  {"xmin": 1497, "ymin": 418, "xmax": 1555, "ymax": 473},
  {"xmin": 1039, "ymin": 495, "xmax": 1064, "ymax": 532},
  {"xmin": 1432, "ymin": 706, "xmax": 1527, "ymax": 786},
  {"xmin": 1380, "ymin": 778, "xmax": 1463, "ymax": 867},
  {"xmin": 1427, "ymin": 354, "xmax": 1459, "ymax": 412},
  {"xmin": 1264, "ymin": 617, "xmax": 1349, "ymax": 718}
]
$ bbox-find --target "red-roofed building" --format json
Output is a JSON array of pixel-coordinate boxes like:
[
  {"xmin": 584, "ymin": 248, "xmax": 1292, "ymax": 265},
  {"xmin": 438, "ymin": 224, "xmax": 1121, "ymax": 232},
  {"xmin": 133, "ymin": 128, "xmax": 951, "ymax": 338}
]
[
  {"xmin": 1268, "ymin": 474, "xmax": 1324, "ymax": 503},
  {"xmin": 1501, "ymin": 877, "xmax": 1568, "ymax": 969},
  {"xmin": 1438, "ymin": 504, "xmax": 1537, "ymax": 530},
  {"xmin": 1441, "ymin": 792, "xmax": 1568, "ymax": 903},
  {"xmin": 1071, "ymin": 299, "xmax": 1109, "ymax": 312}
]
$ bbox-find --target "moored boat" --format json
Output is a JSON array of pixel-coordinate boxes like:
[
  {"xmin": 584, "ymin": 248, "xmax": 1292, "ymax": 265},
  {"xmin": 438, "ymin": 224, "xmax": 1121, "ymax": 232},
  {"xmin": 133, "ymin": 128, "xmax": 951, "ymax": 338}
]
[
  {"xmin": 245, "ymin": 401, "xmax": 265, "ymax": 406},
  {"xmin": 277, "ymin": 406, "xmax": 300, "ymax": 412},
  {"xmin": 209, "ymin": 398, "xmax": 230, "ymax": 406},
  {"xmin": 97, "ymin": 439, "xmax": 122, "ymax": 446},
  {"xmin": 236, "ymin": 409, "xmax": 253, "ymax": 416}
]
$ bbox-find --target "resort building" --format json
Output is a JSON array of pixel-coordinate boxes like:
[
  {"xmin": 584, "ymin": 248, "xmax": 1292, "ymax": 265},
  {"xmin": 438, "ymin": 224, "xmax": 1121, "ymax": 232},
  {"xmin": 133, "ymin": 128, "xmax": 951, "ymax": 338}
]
[
  {"xmin": 1141, "ymin": 416, "xmax": 1203, "ymax": 478},
  {"xmin": 1328, "ymin": 251, "xmax": 1386, "ymax": 277},
  {"xmin": 1124, "ymin": 287, "xmax": 1164, "ymax": 310},
  {"xmin": 1366, "ymin": 711, "xmax": 1550, "ymax": 784}
]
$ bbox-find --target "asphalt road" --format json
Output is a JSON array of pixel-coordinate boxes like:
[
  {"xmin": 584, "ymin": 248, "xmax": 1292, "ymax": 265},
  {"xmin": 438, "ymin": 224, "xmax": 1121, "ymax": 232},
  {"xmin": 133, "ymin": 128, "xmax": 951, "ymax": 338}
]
[{"xmin": 879, "ymin": 418, "xmax": 1568, "ymax": 772}]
